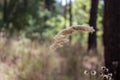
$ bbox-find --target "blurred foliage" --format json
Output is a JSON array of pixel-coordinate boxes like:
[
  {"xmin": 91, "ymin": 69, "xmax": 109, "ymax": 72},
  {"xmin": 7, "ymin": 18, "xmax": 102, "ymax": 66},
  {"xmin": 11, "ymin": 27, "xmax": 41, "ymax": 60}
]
[{"xmin": 0, "ymin": 0, "xmax": 104, "ymax": 43}]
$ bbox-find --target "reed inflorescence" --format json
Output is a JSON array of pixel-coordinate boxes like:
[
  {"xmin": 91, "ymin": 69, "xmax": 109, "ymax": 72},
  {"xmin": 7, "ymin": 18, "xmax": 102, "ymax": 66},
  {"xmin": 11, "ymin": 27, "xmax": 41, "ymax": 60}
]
[{"xmin": 50, "ymin": 25, "xmax": 95, "ymax": 50}]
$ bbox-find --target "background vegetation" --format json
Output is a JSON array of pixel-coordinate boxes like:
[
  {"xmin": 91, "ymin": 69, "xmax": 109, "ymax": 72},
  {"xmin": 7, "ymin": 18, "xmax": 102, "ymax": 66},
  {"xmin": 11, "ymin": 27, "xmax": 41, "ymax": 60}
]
[{"xmin": 0, "ymin": 0, "xmax": 119, "ymax": 80}]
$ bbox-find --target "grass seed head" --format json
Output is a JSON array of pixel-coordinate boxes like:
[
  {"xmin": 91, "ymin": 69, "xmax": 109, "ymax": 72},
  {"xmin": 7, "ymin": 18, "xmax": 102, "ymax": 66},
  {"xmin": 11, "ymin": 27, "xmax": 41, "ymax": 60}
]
[{"xmin": 50, "ymin": 25, "xmax": 95, "ymax": 50}]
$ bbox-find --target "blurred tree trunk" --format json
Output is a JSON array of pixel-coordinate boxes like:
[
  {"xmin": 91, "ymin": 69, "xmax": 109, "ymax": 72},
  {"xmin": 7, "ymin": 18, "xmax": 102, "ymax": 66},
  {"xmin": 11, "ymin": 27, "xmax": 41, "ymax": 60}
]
[
  {"xmin": 66, "ymin": 1, "xmax": 78, "ymax": 80},
  {"xmin": 64, "ymin": 0, "xmax": 67, "ymax": 27},
  {"xmin": 69, "ymin": 0, "xmax": 72, "ymax": 41},
  {"xmin": 103, "ymin": 0, "xmax": 120, "ymax": 80},
  {"xmin": 69, "ymin": 0, "xmax": 72, "ymax": 26},
  {"xmin": 88, "ymin": 0, "xmax": 99, "ymax": 53},
  {"xmin": 3, "ymin": 0, "xmax": 8, "ymax": 27}
]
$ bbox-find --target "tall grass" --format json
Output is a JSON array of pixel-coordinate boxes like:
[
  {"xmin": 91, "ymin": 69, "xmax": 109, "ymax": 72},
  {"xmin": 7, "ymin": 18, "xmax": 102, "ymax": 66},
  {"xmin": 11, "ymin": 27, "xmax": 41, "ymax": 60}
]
[{"xmin": 0, "ymin": 30, "xmax": 112, "ymax": 80}]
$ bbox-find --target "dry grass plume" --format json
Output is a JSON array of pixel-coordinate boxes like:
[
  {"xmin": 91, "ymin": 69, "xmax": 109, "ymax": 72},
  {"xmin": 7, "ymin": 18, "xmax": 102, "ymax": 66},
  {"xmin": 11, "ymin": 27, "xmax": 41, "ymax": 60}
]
[{"xmin": 50, "ymin": 25, "xmax": 95, "ymax": 50}]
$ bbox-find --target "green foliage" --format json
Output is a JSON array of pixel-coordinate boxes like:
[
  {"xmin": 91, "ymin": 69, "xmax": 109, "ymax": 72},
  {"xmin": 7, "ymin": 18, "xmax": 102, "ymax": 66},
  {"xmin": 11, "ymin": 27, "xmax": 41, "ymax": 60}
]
[
  {"xmin": 45, "ymin": 15, "xmax": 68, "ymax": 37},
  {"xmin": 5, "ymin": 0, "xmax": 29, "ymax": 30},
  {"xmin": 0, "ymin": 0, "xmax": 104, "ymax": 43},
  {"xmin": 97, "ymin": 0, "xmax": 104, "ymax": 43},
  {"xmin": 72, "ymin": 0, "xmax": 91, "ymax": 24}
]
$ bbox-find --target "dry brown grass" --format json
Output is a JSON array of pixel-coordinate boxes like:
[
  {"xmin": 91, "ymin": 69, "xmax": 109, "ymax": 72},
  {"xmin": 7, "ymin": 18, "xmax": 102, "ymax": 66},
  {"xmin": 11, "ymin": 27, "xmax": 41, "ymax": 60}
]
[
  {"xmin": 50, "ymin": 25, "xmax": 95, "ymax": 50},
  {"xmin": 0, "ymin": 29, "xmax": 109, "ymax": 80}
]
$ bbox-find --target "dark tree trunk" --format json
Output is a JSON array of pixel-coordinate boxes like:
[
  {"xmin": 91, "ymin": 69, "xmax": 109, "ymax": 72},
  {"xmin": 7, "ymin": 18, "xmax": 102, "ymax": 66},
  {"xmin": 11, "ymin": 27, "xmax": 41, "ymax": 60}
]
[
  {"xmin": 64, "ymin": 0, "xmax": 67, "ymax": 27},
  {"xmin": 88, "ymin": 0, "xmax": 99, "ymax": 53},
  {"xmin": 103, "ymin": 0, "xmax": 120, "ymax": 80},
  {"xmin": 69, "ymin": 0, "xmax": 72, "ymax": 41},
  {"xmin": 3, "ymin": 0, "xmax": 8, "ymax": 27},
  {"xmin": 69, "ymin": 0, "xmax": 72, "ymax": 26},
  {"xmin": 66, "ymin": 1, "xmax": 78, "ymax": 80}
]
